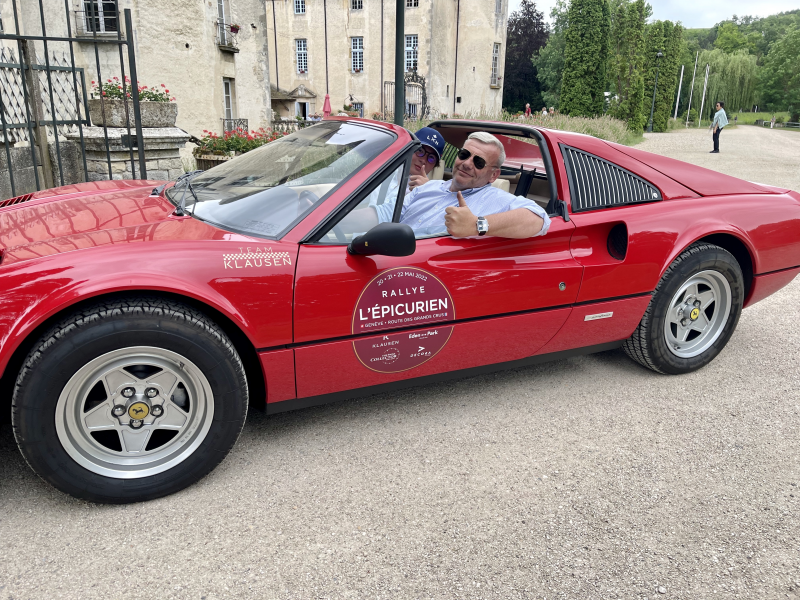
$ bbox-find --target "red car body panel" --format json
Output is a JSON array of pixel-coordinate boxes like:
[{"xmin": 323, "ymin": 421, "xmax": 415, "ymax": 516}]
[
  {"xmin": 0, "ymin": 185, "xmax": 298, "ymax": 376},
  {"xmin": 744, "ymin": 266, "xmax": 800, "ymax": 308},
  {"xmin": 1, "ymin": 119, "xmax": 799, "ymax": 415},
  {"xmin": 608, "ymin": 142, "xmax": 781, "ymax": 197},
  {"xmin": 293, "ymin": 218, "xmax": 581, "ymax": 343},
  {"xmin": 293, "ymin": 308, "xmax": 572, "ymax": 399}
]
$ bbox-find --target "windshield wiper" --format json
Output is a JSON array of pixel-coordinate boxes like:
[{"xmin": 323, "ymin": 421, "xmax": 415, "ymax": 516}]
[{"xmin": 172, "ymin": 170, "xmax": 203, "ymax": 216}]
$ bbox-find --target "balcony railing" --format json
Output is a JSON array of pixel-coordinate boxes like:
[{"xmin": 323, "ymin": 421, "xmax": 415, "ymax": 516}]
[
  {"xmin": 216, "ymin": 21, "xmax": 240, "ymax": 53},
  {"xmin": 75, "ymin": 10, "xmax": 121, "ymax": 37},
  {"xmin": 222, "ymin": 118, "xmax": 248, "ymax": 133}
]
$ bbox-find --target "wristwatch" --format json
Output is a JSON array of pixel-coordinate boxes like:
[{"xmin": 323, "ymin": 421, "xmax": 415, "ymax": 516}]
[{"xmin": 476, "ymin": 216, "xmax": 489, "ymax": 236}]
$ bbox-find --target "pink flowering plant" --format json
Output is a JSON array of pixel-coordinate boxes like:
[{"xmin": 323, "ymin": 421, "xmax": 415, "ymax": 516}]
[
  {"xmin": 90, "ymin": 77, "xmax": 175, "ymax": 102},
  {"xmin": 193, "ymin": 127, "xmax": 287, "ymax": 156}
]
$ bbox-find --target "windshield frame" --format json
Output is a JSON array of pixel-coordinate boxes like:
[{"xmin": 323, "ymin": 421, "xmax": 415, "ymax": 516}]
[{"xmin": 168, "ymin": 121, "xmax": 398, "ymax": 241}]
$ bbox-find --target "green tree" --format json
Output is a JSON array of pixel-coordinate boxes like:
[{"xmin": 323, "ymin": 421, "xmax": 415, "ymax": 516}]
[
  {"xmin": 758, "ymin": 27, "xmax": 800, "ymax": 112},
  {"xmin": 608, "ymin": 0, "xmax": 647, "ymax": 131},
  {"xmin": 502, "ymin": 0, "xmax": 549, "ymax": 113},
  {"xmin": 714, "ymin": 22, "xmax": 751, "ymax": 53},
  {"xmin": 533, "ymin": 0, "xmax": 569, "ymax": 109},
  {"xmin": 560, "ymin": 0, "xmax": 610, "ymax": 116},
  {"xmin": 641, "ymin": 20, "xmax": 683, "ymax": 131},
  {"xmin": 687, "ymin": 49, "xmax": 758, "ymax": 120}
]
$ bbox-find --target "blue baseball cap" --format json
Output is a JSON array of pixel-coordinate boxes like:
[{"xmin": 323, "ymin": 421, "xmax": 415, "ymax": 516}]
[{"xmin": 415, "ymin": 127, "xmax": 445, "ymax": 161}]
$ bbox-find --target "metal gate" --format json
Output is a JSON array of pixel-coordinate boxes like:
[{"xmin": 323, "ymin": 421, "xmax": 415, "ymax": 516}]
[
  {"xmin": 0, "ymin": 0, "xmax": 146, "ymax": 199},
  {"xmin": 382, "ymin": 70, "xmax": 429, "ymax": 121}
]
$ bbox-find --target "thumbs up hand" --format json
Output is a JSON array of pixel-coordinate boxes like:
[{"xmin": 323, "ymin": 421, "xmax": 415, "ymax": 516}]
[{"xmin": 444, "ymin": 191, "xmax": 478, "ymax": 238}]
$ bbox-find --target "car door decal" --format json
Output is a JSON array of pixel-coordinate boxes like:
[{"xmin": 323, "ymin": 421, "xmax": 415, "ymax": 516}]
[{"xmin": 352, "ymin": 267, "xmax": 455, "ymax": 373}]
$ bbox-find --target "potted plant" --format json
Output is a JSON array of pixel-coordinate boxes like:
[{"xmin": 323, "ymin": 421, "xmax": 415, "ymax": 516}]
[
  {"xmin": 89, "ymin": 78, "xmax": 178, "ymax": 128},
  {"xmin": 193, "ymin": 127, "xmax": 286, "ymax": 170},
  {"xmin": 229, "ymin": 23, "xmax": 241, "ymax": 33},
  {"xmin": 299, "ymin": 69, "xmax": 306, "ymax": 74}
]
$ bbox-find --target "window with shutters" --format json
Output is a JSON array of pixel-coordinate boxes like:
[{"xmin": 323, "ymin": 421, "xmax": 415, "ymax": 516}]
[
  {"xmin": 82, "ymin": 0, "xmax": 118, "ymax": 34},
  {"xmin": 490, "ymin": 43, "xmax": 501, "ymax": 87},
  {"xmin": 561, "ymin": 146, "xmax": 662, "ymax": 212},
  {"xmin": 405, "ymin": 35, "xmax": 418, "ymax": 72},
  {"xmin": 296, "ymin": 39, "xmax": 308, "ymax": 73},
  {"xmin": 294, "ymin": 0, "xmax": 305, "ymax": 14},
  {"xmin": 351, "ymin": 37, "xmax": 364, "ymax": 72}
]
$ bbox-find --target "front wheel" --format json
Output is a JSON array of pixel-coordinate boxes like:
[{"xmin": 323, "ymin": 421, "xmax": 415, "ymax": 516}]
[
  {"xmin": 12, "ymin": 298, "xmax": 248, "ymax": 503},
  {"xmin": 623, "ymin": 242, "xmax": 744, "ymax": 374}
]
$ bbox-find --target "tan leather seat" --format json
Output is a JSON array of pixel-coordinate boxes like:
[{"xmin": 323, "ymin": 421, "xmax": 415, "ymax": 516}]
[
  {"xmin": 430, "ymin": 163, "xmax": 445, "ymax": 180},
  {"xmin": 491, "ymin": 178, "xmax": 510, "ymax": 193}
]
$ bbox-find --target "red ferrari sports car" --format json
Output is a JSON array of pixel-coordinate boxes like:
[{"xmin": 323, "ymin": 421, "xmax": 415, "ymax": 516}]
[{"xmin": 1, "ymin": 118, "xmax": 799, "ymax": 503}]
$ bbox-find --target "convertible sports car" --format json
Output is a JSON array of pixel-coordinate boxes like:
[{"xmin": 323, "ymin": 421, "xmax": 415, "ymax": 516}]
[{"xmin": 1, "ymin": 118, "xmax": 799, "ymax": 503}]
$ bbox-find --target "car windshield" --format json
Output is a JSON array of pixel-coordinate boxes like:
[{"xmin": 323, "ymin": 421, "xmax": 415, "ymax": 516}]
[{"xmin": 167, "ymin": 121, "xmax": 395, "ymax": 238}]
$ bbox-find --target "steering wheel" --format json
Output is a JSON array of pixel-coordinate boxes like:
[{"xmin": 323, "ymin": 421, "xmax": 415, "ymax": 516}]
[
  {"xmin": 297, "ymin": 189, "xmax": 319, "ymax": 211},
  {"xmin": 297, "ymin": 189, "xmax": 346, "ymax": 242}
]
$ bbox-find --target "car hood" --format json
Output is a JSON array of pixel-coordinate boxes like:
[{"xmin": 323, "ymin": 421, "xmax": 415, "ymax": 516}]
[{"xmin": 0, "ymin": 180, "xmax": 219, "ymax": 266}]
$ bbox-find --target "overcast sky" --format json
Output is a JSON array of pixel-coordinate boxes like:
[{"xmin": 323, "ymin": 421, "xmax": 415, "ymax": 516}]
[{"xmin": 508, "ymin": 0, "xmax": 800, "ymax": 29}]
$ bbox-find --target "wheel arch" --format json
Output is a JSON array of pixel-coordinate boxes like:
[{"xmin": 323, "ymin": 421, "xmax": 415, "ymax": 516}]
[
  {"xmin": 693, "ymin": 233, "xmax": 754, "ymax": 300},
  {"xmin": 663, "ymin": 231, "xmax": 755, "ymax": 300},
  {"xmin": 0, "ymin": 289, "xmax": 266, "ymax": 425}
]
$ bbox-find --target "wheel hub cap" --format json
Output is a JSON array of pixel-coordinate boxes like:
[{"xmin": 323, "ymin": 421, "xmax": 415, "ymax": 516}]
[
  {"xmin": 664, "ymin": 270, "xmax": 732, "ymax": 359},
  {"xmin": 55, "ymin": 346, "xmax": 215, "ymax": 479}
]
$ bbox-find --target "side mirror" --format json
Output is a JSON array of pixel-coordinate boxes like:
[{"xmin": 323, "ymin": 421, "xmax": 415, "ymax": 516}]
[{"xmin": 347, "ymin": 222, "xmax": 416, "ymax": 257}]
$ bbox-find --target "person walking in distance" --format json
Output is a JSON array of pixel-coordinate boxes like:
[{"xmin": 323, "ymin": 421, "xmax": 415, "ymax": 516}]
[{"xmin": 710, "ymin": 101, "xmax": 728, "ymax": 154}]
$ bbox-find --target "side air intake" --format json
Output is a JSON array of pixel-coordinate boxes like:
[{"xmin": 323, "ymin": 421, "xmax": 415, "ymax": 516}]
[{"xmin": 562, "ymin": 146, "xmax": 661, "ymax": 212}]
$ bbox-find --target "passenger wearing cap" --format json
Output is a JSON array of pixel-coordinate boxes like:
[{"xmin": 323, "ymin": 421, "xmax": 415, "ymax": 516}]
[{"xmin": 367, "ymin": 126, "xmax": 443, "ymax": 209}]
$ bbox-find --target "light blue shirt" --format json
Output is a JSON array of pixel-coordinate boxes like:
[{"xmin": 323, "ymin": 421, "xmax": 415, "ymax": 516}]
[
  {"xmin": 374, "ymin": 179, "xmax": 551, "ymax": 238},
  {"xmin": 713, "ymin": 109, "xmax": 728, "ymax": 129}
]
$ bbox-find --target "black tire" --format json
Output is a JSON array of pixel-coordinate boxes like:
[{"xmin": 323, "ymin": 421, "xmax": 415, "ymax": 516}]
[
  {"xmin": 12, "ymin": 297, "xmax": 248, "ymax": 503},
  {"xmin": 623, "ymin": 242, "xmax": 744, "ymax": 374}
]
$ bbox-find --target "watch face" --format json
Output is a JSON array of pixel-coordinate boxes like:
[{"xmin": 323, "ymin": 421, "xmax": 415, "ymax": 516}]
[{"xmin": 477, "ymin": 217, "xmax": 489, "ymax": 233}]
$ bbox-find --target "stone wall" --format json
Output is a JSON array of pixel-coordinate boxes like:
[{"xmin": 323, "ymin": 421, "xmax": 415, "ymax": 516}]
[
  {"xmin": 69, "ymin": 126, "xmax": 188, "ymax": 182},
  {"xmin": 0, "ymin": 141, "xmax": 85, "ymax": 199}
]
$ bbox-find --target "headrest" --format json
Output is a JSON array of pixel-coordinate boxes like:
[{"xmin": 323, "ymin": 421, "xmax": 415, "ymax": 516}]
[
  {"xmin": 430, "ymin": 163, "xmax": 445, "ymax": 180},
  {"xmin": 491, "ymin": 178, "xmax": 510, "ymax": 193}
]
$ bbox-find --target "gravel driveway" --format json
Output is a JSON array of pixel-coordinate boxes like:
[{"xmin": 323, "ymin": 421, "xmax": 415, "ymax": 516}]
[
  {"xmin": 1, "ymin": 126, "xmax": 799, "ymax": 600},
  {"xmin": 637, "ymin": 124, "xmax": 800, "ymax": 192}
]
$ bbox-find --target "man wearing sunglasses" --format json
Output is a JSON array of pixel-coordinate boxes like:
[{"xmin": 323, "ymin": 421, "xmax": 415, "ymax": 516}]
[{"xmin": 372, "ymin": 131, "xmax": 549, "ymax": 239}]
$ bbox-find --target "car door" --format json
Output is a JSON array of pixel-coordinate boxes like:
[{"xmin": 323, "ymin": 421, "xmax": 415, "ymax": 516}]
[{"xmin": 291, "ymin": 154, "xmax": 582, "ymax": 399}]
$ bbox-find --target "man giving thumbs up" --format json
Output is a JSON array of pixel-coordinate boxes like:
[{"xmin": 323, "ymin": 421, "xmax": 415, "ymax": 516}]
[{"xmin": 373, "ymin": 131, "xmax": 550, "ymax": 239}]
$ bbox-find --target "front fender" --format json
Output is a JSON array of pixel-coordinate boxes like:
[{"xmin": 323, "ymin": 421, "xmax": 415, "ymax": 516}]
[{"xmin": 0, "ymin": 240, "xmax": 297, "ymax": 378}]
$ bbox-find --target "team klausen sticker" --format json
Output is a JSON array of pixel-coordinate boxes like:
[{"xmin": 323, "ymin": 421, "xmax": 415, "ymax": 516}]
[{"xmin": 352, "ymin": 267, "xmax": 455, "ymax": 373}]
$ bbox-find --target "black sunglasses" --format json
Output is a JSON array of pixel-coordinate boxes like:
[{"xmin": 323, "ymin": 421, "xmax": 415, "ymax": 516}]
[
  {"xmin": 457, "ymin": 148, "xmax": 488, "ymax": 170},
  {"xmin": 414, "ymin": 148, "xmax": 438, "ymax": 165}
]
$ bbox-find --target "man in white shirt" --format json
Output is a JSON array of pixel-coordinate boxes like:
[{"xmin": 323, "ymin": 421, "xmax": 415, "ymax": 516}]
[{"xmin": 359, "ymin": 132, "xmax": 549, "ymax": 239}]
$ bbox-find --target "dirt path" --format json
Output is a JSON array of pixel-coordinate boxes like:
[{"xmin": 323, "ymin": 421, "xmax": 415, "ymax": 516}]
[{"xmin": 637, "ymin": 125, "xmax": 800, "ymax": 192}]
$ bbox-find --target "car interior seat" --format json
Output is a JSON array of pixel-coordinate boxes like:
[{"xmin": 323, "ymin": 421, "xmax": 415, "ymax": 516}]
[
  {"xmin": 430, "ymin": 163, "xmax": 445, "ymax": 180},
  {"xmin": 490, "ymin": 178, "xmax": 510, "ymax": 193}
]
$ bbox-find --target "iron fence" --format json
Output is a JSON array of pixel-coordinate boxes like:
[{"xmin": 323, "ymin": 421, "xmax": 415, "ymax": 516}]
[
  {"xmin": 222, "ymin": 118, "xmax": 248, "ymax": 133},
  {"xmin": 0, "ymin": 0, "xmax": 145, "ymax": 199}
]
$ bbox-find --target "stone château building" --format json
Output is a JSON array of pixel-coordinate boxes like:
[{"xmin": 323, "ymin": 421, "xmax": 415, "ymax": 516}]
[
  {"xmin": 1, "ymin": 0, "xmax": 507, "ymax": 138},
  {"xmin": 267, "ymin": 0, "xmax": 508, "ymax": 119}
]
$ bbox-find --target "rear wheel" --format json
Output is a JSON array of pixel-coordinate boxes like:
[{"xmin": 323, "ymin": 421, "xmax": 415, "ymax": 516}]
[
  {"xmin": 623, "ymin": 242, "xmax": 744, "ymax": 374},
  {"xmin": 12, "ymin": 297, "xmax": 248, "ymax": 503}
]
